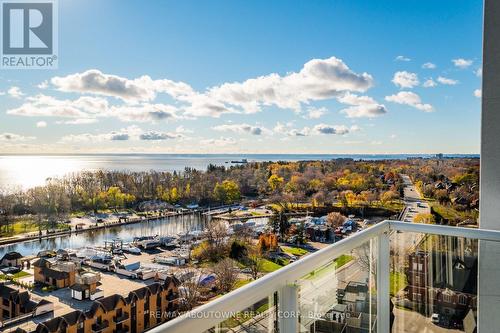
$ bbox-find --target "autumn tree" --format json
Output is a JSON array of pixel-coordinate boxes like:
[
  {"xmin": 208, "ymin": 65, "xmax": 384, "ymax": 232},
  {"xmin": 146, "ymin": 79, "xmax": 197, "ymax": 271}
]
[
  {"xmin": 246, "ymin": 245, "xmax": 264, "ymax": 280},
  {"xmin": 326, "ymin": 212, "xmax": 347, "ymax": 228},
  {"xmin": 212, "ymin": 258, "xmax": 238, "ymax": 293},
  {"xmin": 213, "ymin": 180, "xmax": 241, "ymax": 204},
  {"xmin": 268, "ymin": 174, "xmax": 284, "ymax": 192}
]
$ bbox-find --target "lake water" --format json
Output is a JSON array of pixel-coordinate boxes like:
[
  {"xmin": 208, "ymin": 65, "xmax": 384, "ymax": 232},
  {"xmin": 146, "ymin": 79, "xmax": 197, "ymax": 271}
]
[
  {"xmin": 0, "ymin": 153, "xmax": 478, "ymax": 190},
  {"xmin": 0, "ymin": 213, "xmax": 209, "ymax": 257}
]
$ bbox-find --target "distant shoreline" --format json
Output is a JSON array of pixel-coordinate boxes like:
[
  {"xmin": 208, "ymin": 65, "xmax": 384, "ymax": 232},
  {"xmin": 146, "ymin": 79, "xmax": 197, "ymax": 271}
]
[{"xmin": 0, "ymin": 153, "xmax": 480, "ymax": 158}]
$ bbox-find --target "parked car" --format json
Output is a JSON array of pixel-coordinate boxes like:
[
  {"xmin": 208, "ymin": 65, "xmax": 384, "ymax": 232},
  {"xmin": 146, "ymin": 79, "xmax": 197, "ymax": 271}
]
[{"xmin": 431, "ymin": 313, "xmax": 440, "ymax": 325}]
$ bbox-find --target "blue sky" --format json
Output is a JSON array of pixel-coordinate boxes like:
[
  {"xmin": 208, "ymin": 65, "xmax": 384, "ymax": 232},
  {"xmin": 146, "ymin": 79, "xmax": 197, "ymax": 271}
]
[{"xmin": 0, "ymin": 0, "xmax": 483, "ymax": 154}]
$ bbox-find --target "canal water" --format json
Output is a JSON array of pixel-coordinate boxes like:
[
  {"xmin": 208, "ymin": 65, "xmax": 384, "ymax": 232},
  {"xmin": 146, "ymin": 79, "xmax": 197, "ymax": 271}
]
[{"xmin": 0, "ymin": 213, "xmax": 209, "ymax": 257}]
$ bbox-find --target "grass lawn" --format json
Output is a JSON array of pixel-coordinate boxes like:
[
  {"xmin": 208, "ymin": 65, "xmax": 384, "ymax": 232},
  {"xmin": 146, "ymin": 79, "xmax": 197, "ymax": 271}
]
[
  {"xmin": 281, "ymin": 246, "xmax": 308, "ymax": 256},
  {"xmin": 260, "ymin": 259, "xmax": 283, "ymax": 273},
  {"xmin": 234, "ymin": 279, "xmax": 252, "ymax": 289},
  {"xmin": 390, "ymin": 271, "xmax": 407, "ymax": 296},
  {"xmin": 304, "ymin": 254, "xmax": 353, "ymax": 280},
  {"xmin": 430, "ymin": 202, "xmax": 478, "ymax": 223}
]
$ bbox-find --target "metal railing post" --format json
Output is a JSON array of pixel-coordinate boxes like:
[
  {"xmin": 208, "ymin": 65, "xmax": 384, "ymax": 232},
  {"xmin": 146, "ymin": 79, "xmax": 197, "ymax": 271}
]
[
  {"xmin": 278, "ymin": 284, "xmax": 299, "ymax": 333},
  {"xmin": 377, "ymin": 232, "xmax": 390, "ymax": 332}
]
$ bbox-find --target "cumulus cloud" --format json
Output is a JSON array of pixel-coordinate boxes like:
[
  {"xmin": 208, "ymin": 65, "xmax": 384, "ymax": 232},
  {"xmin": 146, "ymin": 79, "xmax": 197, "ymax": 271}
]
[
  {"xmin": 273, "ymin": 122, "xmax": 310, "ymax": 137},
  {"xmin": 57, "ymin": 118, "xmax": 98, "ymax": 125},
  {"xmin": 312, "ymin": 124, "xmax": 350, "ymax": 135},
  {"xmin": 392, "ymin": 71, "xmax": 419, "ymax": 89},
  {"xmin": 395, "ymin": 55, "xmax": 411, "ymax": 62},
  {"xmin": 305, "ymin": 107, "xmax": 326, "ymax": 119},
  {"xmin": 212, "ymin": 123, "xmax": 269, "ymax": 135},
  {"xmin": 139, "ymin": 131, "xmax": 182, "ymax": 140},
  {"xmin": 341, "ymin": 104, "xmax": 388, "ymax": 118},
  {"xmin": 422, "ymin": 62, "xmax": 436, "ymax": 69},
  {"xmin": 452, "ymin": 58, "xmax": 473, "ymax": 69},
  {"xmin": 0, "ymin": 132, "xmax": 35, "ymax": 141},
  {"xmin": 7, "ymin": 94, "xmax": 108, "ymax": 118},
  {"xmin": 36, "ymin": 121, "xmax": 47, "ymax": 128},
  {"xmin": 475, "ymin": 68, "xmax": 482, "ymax": 77},
  {"xmin": 7, "ymin": 86, "xmax": 24, "ymax": 98},
  {"xmin": 423, "ymin": 78, "xmax": 437, "ymax": 88},
  {"xmin": 46, "ymin": 57, "xmax": 374, "ymax": 119},
  {"xmin": 274, "ymin": 122, "xmax": 355, "ymax": 137},
  {"xmin": 337, "ymin": 92, "xmax": 387, "ymax": 118},
  {"xmin": 385, "ymin": 91, "xmax": 433, "ymax": 112},
  {"xmin": 201, "ymin": 56, "xmax": 374, "ymax": 116},
  {"xmin": 60, "ymin": 126, "xmax": 143, "ymax": 143},
  {"xmin": 200, "ymin": 137, "xmax": 237, "ymax": 146},
  {"xmin": 437, "ymin": 76, "xmax": 458, "ymax": 85},
  {"xmin": 474, "ymin": 89, "xmax": 482, "ymax": 98},
  {"xmin": 108, "ymin": 104, "xmax": 178, "ymax": 122},
  {"xmin": 50, "ymin": 69, "xmax": 194, "ymax": 103}
]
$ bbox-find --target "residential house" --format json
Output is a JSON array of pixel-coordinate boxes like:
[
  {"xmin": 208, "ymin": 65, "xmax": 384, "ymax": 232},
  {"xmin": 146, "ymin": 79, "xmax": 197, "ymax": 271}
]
[
  {"xmin": 33, "ymin": 258, "xmax": 76, "ymax": 289},
  {"xmin": 1, "ymin": 252, "xmax": 23, "ymax": 268}
]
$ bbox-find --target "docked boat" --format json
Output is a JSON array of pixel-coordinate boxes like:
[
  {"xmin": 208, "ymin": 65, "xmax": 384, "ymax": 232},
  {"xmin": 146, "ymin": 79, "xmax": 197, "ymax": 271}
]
[{"xmin": 122, "ymin": 244, "xmax": 141, "ymax": 254}]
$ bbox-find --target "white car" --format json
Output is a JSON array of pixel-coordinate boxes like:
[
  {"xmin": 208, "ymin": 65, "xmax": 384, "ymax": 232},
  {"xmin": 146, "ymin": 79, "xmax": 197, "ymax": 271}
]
[{"xmin": 431, "ymin": 313, "xmax": 440, "ymax": 324}]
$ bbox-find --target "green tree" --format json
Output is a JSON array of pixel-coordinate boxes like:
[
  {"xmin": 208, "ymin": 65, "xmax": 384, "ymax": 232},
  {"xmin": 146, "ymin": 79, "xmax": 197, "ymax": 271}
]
[
  {"xmin": 213, "ymin": 180, "xmax": 240, "ymax": 204},
  {"xmin": 268, "ymin": 174, "xmax": 284, "ymax": 192}
]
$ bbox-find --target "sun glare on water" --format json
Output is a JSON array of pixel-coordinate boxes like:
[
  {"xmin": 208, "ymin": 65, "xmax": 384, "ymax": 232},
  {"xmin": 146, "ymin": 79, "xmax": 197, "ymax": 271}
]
[{"xmin": 0, "ymin": 156, "xmax": 90, "ymax": 190}]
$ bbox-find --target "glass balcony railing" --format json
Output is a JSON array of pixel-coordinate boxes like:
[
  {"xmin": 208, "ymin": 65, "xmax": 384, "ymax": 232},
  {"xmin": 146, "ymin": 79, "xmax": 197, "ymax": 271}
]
[{"xmin": 148, "ymin": 221, "xmax": 500, "ymax": 333}]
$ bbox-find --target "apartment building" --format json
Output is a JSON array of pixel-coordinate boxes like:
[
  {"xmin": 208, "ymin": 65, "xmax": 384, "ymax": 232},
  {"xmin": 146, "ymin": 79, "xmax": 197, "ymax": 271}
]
[
  {"xmin": 33, "ymin": 276, "xmax": 180, "ymax": 333},
  {"xmin": 0, "ymin": 283, "xmax": 53, "ymax": 326}
]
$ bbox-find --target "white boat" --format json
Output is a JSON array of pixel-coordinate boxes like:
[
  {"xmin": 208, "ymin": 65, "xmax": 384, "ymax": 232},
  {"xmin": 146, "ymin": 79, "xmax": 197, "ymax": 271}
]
[{"xmin": 122, "ymin": 245, "xmax": 141, "ymax": 255}]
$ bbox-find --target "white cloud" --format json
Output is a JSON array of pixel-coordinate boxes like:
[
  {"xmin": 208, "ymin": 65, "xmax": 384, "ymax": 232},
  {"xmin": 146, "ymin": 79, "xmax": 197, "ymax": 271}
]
[
  {"xmin": 337, "ymin": 92, "xmax": 387, "ymax": 118},
  {"xmin": 392, "ymin": 71, "xmax": 419, "ymax": 89},
  {"xmin": 385, "ymin": 91, "xmax": 433, "ymax": 112},
  {"xmin": 50, "ymin": 69, "xmax": 194, "ymax": 103},
  {"xmin": 305, "ymin": 107, "xmax": 326, "ymax": 119},
  {"xmin": 437, "ymin": 76, "xmax": 458, "ymax": 85},
  {"xmin": 475, "ymin": 68, "xmax": 482, "ymax": 77},
  {"xmin": 7, "ymin": 86, "xmax": 24, "ymax": 98},
  {"xmin": 350, "ymin": 125, "xmax": 361, "ymax": 132},
  {"xmin": 202, "ymin": 56, "xmax": 374, "ymax": 116},
  {"xmin": 274, "ymin": 122, "xmax": 306, "ymax": 137},
  {"xmin": 390, "ymin": 134, "xmax": 397, "ymax": 139},
  {"xmin": 200, "ymin": 137, "xmax": 237, "ymax": 146},
  {"xmin": 474, "ymin": 89, "xmax": 482, "ymax": 98},
  {"xmin": 175, "ymin": 126, "xmax": 193, "ymax": 134},
  {"xmin": 337, "ymin": 92, "xmax": 377, "ymax": 105},
  {"xmin": 212, "ymin": 123, "xmax": 269, "ymax": 135},
  {"xmin": 0, "ymin": 132, "xmax": 35, "ymax": 141},
  {"xmin": 395, "ymin": 55, "xmax": 411, "ymax": 62},
  {"xmin": 57, "ymin": 118, "xmax": 98, "ymax": 125},
  {"xmin": 312, "ymin": 124, "xmax": 350, "ymax": 135},
  {"xmin": 108, "ymin": 104, "xmax": 179, "ymax": 122},
  {"xmin": 37, "ymin": 80, "xmax": 49, "ymax": 89},
  {"xmin": 452, "ymin": 58, "xmax": 473, "ymax": 69},
  {"xmin": 60, "ymin": 126, "xmax": 143, "ymax": 143},
  {"xmin": 274, "ymin": 122, "xmax": 354, "ymax": 137},
  {"xmin": 47, "ymin": 57, "xmax": 373, "ymax": 119},
  {"xmin": 341, "ymin": 104, "xmax": 388, "ymax": 118},
  {"xmin": 423, "ymin": 78, "xmax": 437, "ymax": 88},
  {"xmin": 139, "ymin": 131, "xmax": 183, "ymax": 140},
  {"xmin": 422, "ymin": 62, "xmax": 436, "ymax": 69},
  {"xmin": 36, "ymin": 121, "xmax": 47, "ymax": 128},
  {"xmin": 7, "ymin": 94, "xmax": 108, "ymax": 118}
]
